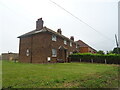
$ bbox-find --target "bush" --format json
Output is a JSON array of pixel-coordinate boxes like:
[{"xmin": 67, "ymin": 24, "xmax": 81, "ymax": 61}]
[{"xmin": 69, "ymin": 53, "xmax": 120, "ymax": 64}]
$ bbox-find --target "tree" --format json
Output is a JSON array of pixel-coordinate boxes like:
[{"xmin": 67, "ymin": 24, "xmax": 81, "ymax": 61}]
[
  {"xmin": 112, "ymin": 47, "xmax": 120, "ymax": 54},
  {"xmin": 97, "ymin": 50, "xmax": 105, "ymax": 55},
  {"xmin": 106, "ymin": 50, "xmax": 113, "ymax": 54}
]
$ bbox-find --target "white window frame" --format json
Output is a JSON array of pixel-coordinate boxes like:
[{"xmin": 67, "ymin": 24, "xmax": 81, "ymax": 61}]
[
  {"xmin": 26, "ymin": 49, "xmax": 29, "ymax": 56},
  {"xmin": 70, "ymin": 52, "xmax": 73, "ymax": 55},
  {"xmin": 70, "ymin": 42, "xmax": 72, "ymax": 47},
  {"xmin": 52, "ymin": 35, "xmax": 57, "ymax": 41},
  {"xmin": 64, "ymin": 40, "xmax": 67, "ymax": 45},
  {"xmin": 52, "ymin": 49, "xmax": 57, "ymax": 57},
  {"xmin": 47, "ymin": 57, "xmax": 51, "ymax": 61},
  {"xmin": 76, "ymin": 43, "xmax": 78, "ymax": 48}
]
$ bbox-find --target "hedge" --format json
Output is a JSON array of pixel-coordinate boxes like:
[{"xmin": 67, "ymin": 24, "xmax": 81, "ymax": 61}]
[{"xmin": 69, "ymin": 53, "xmax": 120, "ymax": 64}]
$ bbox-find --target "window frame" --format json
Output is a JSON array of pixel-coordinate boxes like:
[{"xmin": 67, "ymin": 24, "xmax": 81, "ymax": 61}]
[
  {"xmin": 26, "ymin": 49, "xmax": 29, "ymax": 56},
  {"xmin": 52, "ymin": 49, "xmax": 57, "ymax": 57},
  {"xmin": 70, "ymin": 42, "xmax": 72, "ymax": 47},
  {"xmin": 70, "ymin": 52, "xmax": 73, "ymax": 55},
  {"xmin": 52, "ymin": 35, "xmax": 57, "ymax": 41},
  {"xmin": 76, "ymin": 43, "xmax": 78, "ymax": 48},
  {"xmin": 64, "ymin": 40, "xmax": 67, "ymax": 45}
]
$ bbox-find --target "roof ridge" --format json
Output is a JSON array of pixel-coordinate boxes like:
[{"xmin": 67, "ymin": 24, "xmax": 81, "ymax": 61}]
[{"xmin": 17, "ymin": 27, "xmax": 77, "ymax": 44}]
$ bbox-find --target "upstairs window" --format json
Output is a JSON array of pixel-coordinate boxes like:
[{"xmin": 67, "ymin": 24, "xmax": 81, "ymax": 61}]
[
  {"xmin": 64, "ymin": 40, "xmax": 67, "ymax": 45},
  {"xmin": 52, "ymin": 35, "xmax": 56, "ymax": 41},
  {"xmin": 70, "ymin": 42, "xmax": 72, "ymax": 47},
  {"xmin": 76, "ymin": 43, "xmax": 78, "ymax": 48},
  {"xmin": 52, "ymin": 49, "xmax": 57, "ymax": 57}
]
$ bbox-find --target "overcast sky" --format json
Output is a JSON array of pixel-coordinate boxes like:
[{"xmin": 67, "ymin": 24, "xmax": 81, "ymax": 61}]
[{"xmin": 0, "ymin": 0, "xmax": 119, "ymax": 54}]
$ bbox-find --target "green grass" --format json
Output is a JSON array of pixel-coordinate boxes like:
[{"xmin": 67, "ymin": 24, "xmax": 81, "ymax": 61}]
[
  {"xmin": 0, "ymin": 60, "xmax": 2, "ymax": 89},
  {"xmin": 2, "ymin": 60, "xmax": 119, "ymax": 88}
]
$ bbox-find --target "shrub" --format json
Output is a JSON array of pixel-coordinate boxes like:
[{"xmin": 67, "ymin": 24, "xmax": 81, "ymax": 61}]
[{"xmin": 69, "ymin": 53, "xmax": 120, "ymax": 64}]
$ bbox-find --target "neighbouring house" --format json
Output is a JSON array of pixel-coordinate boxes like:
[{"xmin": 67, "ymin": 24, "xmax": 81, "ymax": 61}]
[
  {"xmin": 18, "ymin": 18, "xmax": 80, "ymax": 63},
  {"xmin": 76, "ymin": 40, "xmax": 97, "ymax": 53},
  {"xmin": 1, "ymin": 52, "xmax": 19, "ymax": 60}
]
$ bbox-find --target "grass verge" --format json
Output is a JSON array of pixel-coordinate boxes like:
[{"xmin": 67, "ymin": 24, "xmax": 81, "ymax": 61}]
[{"xmin": 2, "ymin": 60, "xmax": 119, "ymax": 88}]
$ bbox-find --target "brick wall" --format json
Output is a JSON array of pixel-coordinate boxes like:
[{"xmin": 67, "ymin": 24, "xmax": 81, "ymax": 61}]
[{"xmin": 19, "ymin": 32, "xmax": 78, "ymax": 63}]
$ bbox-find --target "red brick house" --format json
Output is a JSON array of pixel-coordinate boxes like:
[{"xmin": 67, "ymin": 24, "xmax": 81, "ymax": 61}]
[
  {"xmin": 76, "ymin": 40, "xmax": 97, "ymax": 53},
  {"xmin": 18, "ymin": 18, "xmax": 79, "ymax": 63}
]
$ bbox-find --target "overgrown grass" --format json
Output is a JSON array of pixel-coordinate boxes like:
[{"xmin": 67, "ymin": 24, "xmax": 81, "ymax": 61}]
[{"xmin": 2, "ymin": 60, "xmax": 119, "ymax": 88}]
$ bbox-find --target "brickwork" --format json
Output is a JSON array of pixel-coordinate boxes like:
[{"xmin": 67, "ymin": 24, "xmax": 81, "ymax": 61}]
[{"xmin": 19, "ymin": 32, "xmax": 79, "ymax": 63}]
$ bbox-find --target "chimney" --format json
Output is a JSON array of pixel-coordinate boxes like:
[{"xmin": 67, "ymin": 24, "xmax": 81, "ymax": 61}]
[
  {"xmin": 57, "ymin": 28, "xmax": 62, "ymax": 34},
  {"xmin": 70, "ymin": 36, "xmax": 74, "ymax": 41},
  {"xmin": 36, "ymin": 18, "xmax": 44, "ymax": 30}
]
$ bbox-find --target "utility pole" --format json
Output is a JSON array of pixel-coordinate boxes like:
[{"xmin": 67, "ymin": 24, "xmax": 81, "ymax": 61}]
[{"xmin": 115, "ymin": 34, "xmax": 119, "ymax": 54}]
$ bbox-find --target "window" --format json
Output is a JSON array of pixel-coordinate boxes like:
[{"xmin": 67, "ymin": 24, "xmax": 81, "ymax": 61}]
[
  {"xmin": 26, "ymin": 49, "xmax": 29, "ymax": 56},
  {"xmin": 47, "ymin": 57, "xmax": 51, "ymax": 61},
  {"xmin": 67, "ymin": 52, "xmax": 69, "ymax": 57},
  {"xmin": 64, "ymin": 40, "xmax": 67, "ymax": 45},
  {"xmin": 52, "ymin": 49, "xmax": 57, "ymax": 57},
  {"xmin": 76, "ymin": 43, "xmax": 78, "ymax": 48},
  {"xmin": 89, "ymin": 51, "xmax": 91, "ymax": 52},
  {"xmin": 52, "ymin": 35, "xmax": 56, "ymax": 41},
  {"xmin": 70, "ymin": 52, "xmax": 73, "ymax": 55},
  {"xmin": 70, "ymin": 42, "xmax": 72, "ymax": 47}
]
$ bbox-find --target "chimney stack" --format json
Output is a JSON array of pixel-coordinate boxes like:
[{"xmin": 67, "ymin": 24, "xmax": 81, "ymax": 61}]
[
  {"xmin": 36, "ymin": 18, "xmax": 44, "ymax": 30},
  {"xmin": 70, "ymin": 36, "xmax": 74, "ymax": 41},
  {"xmin": 57, "ymin": 28, "xmax": 62, "ymax": 34}
]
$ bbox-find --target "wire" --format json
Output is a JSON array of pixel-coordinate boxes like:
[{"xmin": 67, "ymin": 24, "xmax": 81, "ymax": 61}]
[{"xmin": 49, "ymin": 0, "xmax": 114, "ymax": 41}]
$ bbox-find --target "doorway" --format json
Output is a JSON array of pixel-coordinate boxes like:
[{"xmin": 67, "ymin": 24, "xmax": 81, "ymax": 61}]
[{"xmin": 58, "ymin": 46, "xmax": 67, "ymax": 62}]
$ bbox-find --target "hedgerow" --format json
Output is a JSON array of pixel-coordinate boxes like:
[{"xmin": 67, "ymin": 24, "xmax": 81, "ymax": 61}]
[{"xmin": 69, "ymin": 53, "xmax": 120, "ymax": 64}]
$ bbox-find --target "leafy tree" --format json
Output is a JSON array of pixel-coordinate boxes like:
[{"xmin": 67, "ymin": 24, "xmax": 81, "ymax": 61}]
[
  {"xmin": 106, "ymin": 50, "xmax": 113, "ymax": 54},
  {"xmin": 112, "ymin": 47, "xmax": 120, "ymax": 54},
  {"xmin": 97, "ymin": 50, "xmax": 105, "ymax": 55}
]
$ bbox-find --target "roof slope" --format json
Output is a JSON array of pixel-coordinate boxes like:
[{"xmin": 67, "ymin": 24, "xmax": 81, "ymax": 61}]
[
  {"xmin": 18, "ymin": 27, "xmax": 76, "ymax": 43},
  {"xmin": 76, "ymin": 40, "xmax": 96, "ymax": 51}
]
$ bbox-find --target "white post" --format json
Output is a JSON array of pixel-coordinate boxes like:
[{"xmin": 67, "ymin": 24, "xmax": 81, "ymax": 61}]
[
  {"xmin": 80, "ymin": 58, "xmax": 81, "ymax": 62},
  {"xmin": 105, "ymin": 59, "xmax": 107, "ymax": 64},
  {"xmin": 91, "ymin": 59, "xmax": 93, "ymax": 63}
]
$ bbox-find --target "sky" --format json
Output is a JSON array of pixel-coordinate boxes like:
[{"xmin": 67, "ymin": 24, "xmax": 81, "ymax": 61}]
[{"xmin": 0, "ymin": 0, "xmax": 119, "ymax": 54}]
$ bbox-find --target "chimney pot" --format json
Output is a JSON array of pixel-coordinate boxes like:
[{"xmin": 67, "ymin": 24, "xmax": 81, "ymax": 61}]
[
  {"xmin": 70, "ymin": 36, "xmax": 74, "ymax": 41},
  {"xmin": 57, "ymin": 28, "xmax": 62, "ymax": 34},
  {"xmin": 36, "ymin": 18, "xmax": 44, "ymax": 30}
]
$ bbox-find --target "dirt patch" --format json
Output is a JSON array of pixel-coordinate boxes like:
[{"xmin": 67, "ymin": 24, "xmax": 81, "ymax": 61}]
[{"xmin": 63, "ymin": 81, "xmax": 80, "ymax": 88}]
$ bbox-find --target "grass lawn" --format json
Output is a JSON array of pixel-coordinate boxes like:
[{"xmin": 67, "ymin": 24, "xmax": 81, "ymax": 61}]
[
  {"xmin": 0, "ymin": 60, "xmax": 2, "ymax": 89},
  {"xmin": 2, "ymin": 60, "xmax": 119, "ymax": 88}
]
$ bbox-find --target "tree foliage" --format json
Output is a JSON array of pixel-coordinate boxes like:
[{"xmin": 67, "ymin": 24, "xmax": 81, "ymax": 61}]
[
  {"xmin": 112, "ymin": 47, "xmax": 120, "ymax": 54},
  {"xmin": 97, "ymin": 50, "xmax": 105, "ymax": 55}
]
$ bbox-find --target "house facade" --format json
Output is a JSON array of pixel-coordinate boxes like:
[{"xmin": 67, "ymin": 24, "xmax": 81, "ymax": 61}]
[
  {"xmin": 77, "ymin": 40, "xmax": 96, "ymax": 53},
  {"xmin": 18, "ymin": 18, "xmax": 79, "ymax": 63}
]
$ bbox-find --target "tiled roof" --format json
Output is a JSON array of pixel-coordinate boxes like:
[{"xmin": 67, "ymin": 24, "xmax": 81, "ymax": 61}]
[
  {"xmin": 76, "ymin": 40, "xmax": 96, "ymax": 51},
  {"xmin": 18, "ymin": 27, "xmax": 76, "ymax": 43},
  {"xmin": 76, "ymin": 40, "xmax": 89, "ymax": 47}
]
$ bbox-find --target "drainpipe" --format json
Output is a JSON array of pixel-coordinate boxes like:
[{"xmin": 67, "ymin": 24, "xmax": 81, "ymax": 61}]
[{"xmin": 30, "ymin": 36, "xmax": 33, "ymax": 63}]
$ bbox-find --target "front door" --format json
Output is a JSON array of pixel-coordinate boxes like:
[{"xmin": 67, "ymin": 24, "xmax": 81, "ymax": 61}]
[
  {"xmin": 63, "ymin": 49, "xmax": 67, "ymax": 62},
  {"xmin": 58, "ymin": 49, "xmax": 67, "ymax": 62}
]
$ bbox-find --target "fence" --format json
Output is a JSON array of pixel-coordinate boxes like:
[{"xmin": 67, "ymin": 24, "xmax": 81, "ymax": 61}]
[{"xmin": 68, "ymin": 53, "xmax": 120, "ymax": 64}]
